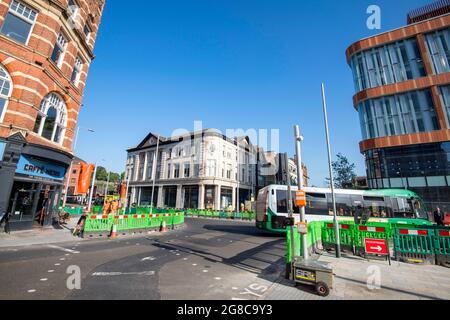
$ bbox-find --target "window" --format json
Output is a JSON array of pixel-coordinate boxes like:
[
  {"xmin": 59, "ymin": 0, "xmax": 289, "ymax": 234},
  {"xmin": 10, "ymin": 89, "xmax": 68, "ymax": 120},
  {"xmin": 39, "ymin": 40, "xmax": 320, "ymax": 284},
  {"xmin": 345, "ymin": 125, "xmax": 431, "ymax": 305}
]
[
  {"xmin": 71, "ymin": 56, "xmax": 83, "ymax": 86},
  {"xmin": 206, "ymin": 159, "xmax": 216, "ymax": 177},
  {"xmin": 33, "ymin": 93, "xmax": 67, "ymax": 144},
  {"xmin": 167, "ymin": 164, "xmax": 171, "ymax": 179},
  {"xmin": 0, "ymin": 0, "xmax": 37, "ymax": 44},
  {"xmin": 67, "ymin": 0, "xmax": 79, "ymax": 18},
  {"xmin": 439, "ymin": 85, "xmax": 450, "ymax": 127},
  {"xmin": 0, "ymin": 65, "xmax": 12, "ymax": 122},
  {"xmin": 350, "ymin": 38, "xmax": 425, "ymax": 92},
  {"xmin": 83, "ymin": 24, "xmax": 91, "ymax": 43},
  {"xmin": 184, "ymin": 163, "xmax": 190, "ymax": 178},
  {"xmin": 425, "ymin": 28, "xmax": 450, "ymax": 74},
  {"xmin": 358, "ymin": 89, "xmax": 439, "ymax": 140},
  {"xmin": 51, "ymin": 33, "xmax": 68, "ymax": 68},
  {"xmin": 174, "ymin": 163, "xmax": 180, "ymax": 178}
]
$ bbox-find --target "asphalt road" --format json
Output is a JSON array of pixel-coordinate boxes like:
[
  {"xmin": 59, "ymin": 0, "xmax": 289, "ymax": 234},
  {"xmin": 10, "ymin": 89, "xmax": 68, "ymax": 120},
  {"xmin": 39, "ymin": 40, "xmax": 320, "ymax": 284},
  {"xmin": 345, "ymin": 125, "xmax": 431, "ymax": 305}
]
[{"xmin": 0, "ymin": 218, "xmax": 286, "ymax": 300}]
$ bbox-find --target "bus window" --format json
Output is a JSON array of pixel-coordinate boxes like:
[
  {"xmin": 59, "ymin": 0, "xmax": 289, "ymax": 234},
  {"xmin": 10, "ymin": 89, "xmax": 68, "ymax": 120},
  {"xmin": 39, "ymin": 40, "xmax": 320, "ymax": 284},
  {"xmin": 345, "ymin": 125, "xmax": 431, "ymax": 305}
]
[
  {"xmin": 333, "ymin": 195, "xmax": 353, "ymax": 217},
  {"xmin": 392, "ymin": 198, "xmax": 414, "ymax": 218},
  {"xmin": 276, "ymin": 190, "xmax": 288, "ymax": 213},
  {"xmin": 305, "ymin": 192, "xmax": 328, "ymax": 215}
]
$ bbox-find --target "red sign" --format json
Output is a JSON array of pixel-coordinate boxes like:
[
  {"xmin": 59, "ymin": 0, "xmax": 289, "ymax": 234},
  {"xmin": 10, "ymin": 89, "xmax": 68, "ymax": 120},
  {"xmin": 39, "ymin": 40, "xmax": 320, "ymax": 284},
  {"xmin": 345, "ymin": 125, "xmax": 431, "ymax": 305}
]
[{"xmin": 364, "ymin": 238, "xmax": 388, "ymax": 255}]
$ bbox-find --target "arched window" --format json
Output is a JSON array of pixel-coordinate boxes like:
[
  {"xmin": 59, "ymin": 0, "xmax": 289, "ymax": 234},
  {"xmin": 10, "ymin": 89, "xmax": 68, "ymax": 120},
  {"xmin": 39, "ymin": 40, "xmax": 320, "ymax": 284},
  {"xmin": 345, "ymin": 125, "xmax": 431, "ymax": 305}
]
[
  {"xmin": 33, "ymin": 93, "xmax": 67, "ymax": 144},
  {"xmin": 0, "ymin": 64, "xmax": 12, "ymax": 122}
]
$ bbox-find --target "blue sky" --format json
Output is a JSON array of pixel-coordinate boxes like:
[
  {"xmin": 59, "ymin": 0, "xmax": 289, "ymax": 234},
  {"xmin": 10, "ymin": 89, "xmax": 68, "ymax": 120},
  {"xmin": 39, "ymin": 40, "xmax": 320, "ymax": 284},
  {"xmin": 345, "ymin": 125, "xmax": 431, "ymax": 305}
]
[{"xmin": 76, "ymin": 0, "xmax": 432, "ymax": 186}]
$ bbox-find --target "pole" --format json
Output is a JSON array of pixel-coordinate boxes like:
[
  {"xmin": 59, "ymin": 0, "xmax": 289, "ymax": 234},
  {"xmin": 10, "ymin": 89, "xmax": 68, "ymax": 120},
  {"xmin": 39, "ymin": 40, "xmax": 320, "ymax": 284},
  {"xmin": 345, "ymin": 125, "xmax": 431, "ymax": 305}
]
[
  {"xmin": 321, "ymin": 82, "xmax": 341, "ymax": 258},
  {"xmin": 87, "ymin": 163, "xmax": 97, "ymax": 213},
  {"xmin": 103, "ymin": 170, "xmax": 110, "ymax": 206},
  {"xmin": 150, "ymin": 135, "xmax": 160, "ymax": 214},
  {"xmin": 294, "ymin": 125, "xmax": 308, "ymax": 260},
  {"xmin": 236, "ymin": 142, "xmax": 240, "ymax": 212},
  {"xmin": 285, "ymin": 154, "xmax": 296, "ymax": 272}
]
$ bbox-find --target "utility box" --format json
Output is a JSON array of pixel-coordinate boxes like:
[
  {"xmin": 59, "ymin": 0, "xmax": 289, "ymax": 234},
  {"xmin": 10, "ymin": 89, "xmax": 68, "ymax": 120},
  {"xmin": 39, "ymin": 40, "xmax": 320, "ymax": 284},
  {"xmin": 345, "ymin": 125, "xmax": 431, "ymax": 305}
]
[{"xmin": 293, "ymin": 258, "xmax": 334, "ymax": 297}]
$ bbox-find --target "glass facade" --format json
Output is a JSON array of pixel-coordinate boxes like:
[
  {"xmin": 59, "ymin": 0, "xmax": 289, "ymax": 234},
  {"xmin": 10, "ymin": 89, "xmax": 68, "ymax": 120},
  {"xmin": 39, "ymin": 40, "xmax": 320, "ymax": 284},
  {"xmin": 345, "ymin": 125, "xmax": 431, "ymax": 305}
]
[
  {"xmin": 350, "ymin": 38, "xmax": 425, "ymax": 92},
  {"xmin": 424, "ymin": 27, "xmax": 450, "ymax": 74},
  {"xmin": 358, "ymin": 89, "xmax": 440, "ymax": 139},
  {"xmin": 365, "ymin": 142, "xmax": 450, "ymax": 211},
  {"xmin": 438, "ymin": 85, "xmax": 450, "ymax": 127}
]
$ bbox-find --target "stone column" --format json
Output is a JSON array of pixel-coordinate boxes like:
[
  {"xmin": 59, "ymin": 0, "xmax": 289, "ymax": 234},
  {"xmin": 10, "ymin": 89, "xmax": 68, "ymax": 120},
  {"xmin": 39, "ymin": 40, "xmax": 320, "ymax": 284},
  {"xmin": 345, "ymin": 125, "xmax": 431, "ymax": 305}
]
[
  {"xmin": 232, "ymin": 186, "xmax": 236, "ymax": 211},
  {"xmin": 198, "ymin": 184, "xmax": 205, "ymax": 209},
  {"xmin": 157, "ymin": 186, "xmax": 164, "ymax": 208},
  {"xmin": 215, "ymin": 184, "xmax": 221, "ymax": 211},
  {"xmin": 176, "ymin": 185, "xmax": 183, "ymax": 209}
]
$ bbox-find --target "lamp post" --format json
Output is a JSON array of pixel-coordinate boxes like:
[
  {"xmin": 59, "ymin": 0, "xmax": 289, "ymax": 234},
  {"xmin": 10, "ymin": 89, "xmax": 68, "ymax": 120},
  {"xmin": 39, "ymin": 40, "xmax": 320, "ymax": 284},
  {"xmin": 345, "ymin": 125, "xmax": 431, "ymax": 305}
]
[
  {"xmin": 321, "ymin": 83, "xmax": 341, "ymax": 258},
  {"xmin": 62, "ymin": 127, "xmax": 94, "ymax": 207}
]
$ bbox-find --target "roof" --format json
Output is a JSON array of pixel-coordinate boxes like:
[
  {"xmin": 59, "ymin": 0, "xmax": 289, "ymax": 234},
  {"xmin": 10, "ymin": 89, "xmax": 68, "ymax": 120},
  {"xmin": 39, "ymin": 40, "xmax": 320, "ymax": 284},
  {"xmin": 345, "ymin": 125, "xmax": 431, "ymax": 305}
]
[{"xmin": 407, "ymin": 0, "xmax": 450, "ymax": 24}]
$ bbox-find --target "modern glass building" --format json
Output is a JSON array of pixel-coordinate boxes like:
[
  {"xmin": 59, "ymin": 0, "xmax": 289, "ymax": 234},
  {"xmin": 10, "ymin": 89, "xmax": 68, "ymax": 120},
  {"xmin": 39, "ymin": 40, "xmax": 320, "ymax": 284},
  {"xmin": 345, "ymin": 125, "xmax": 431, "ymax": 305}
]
[{"xmin": 347, "ymin": 0, "xmax": 450, "ymax": 213}]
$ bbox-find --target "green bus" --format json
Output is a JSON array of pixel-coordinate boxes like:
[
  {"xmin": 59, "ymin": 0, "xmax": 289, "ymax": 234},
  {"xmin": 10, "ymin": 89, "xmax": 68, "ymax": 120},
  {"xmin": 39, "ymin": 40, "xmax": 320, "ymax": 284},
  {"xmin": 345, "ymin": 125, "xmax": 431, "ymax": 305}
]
[{"xmin": 255, "ymin": 185, "xmax": 432, "ymax": 233}]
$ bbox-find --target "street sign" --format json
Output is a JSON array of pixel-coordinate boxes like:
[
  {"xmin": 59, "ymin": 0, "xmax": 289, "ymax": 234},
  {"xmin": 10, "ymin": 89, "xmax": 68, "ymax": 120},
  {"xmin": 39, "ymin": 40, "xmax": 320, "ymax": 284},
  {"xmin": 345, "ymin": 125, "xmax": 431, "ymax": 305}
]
[
  {"xmin": 295, "ymin": 190, "xmax": 306, "ymax": 207},
  {"xmin": 364, "ymin": 238, "xmax": 388, "ymax": 255},
  {"xmin": 297, "ymin": 222, "xmax": 308, "ymax": 234}
]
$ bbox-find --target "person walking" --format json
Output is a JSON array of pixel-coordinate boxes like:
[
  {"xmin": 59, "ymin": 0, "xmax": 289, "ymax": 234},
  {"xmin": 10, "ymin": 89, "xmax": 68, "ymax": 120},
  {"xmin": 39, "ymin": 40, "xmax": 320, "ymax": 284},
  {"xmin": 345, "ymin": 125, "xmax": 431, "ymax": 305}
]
[
  {"xmin": 0, "ymin": 211, "xmax": 11, "ymax": 234},
  {"xmin": 434, "ymin": 207, "xmax": 444, "ymax": 226},
  {"xmin": 73, "ymin": 212, "xmax": 87, "ymax": 237}
]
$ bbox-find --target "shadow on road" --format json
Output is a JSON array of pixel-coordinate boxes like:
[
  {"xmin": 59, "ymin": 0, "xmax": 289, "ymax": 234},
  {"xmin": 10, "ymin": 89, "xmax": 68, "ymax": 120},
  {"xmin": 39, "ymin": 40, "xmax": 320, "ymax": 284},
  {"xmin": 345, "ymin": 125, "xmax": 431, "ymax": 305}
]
[{"xmin": 203, "ymin": 224, "xmax": 285, "ymax": 238}]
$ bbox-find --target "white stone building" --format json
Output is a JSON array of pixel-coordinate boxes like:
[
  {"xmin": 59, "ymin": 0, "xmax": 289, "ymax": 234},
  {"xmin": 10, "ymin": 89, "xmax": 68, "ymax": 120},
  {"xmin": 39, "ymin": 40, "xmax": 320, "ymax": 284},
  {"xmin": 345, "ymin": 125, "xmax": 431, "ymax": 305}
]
[{"xmin": 125, "ymin": 129, "xmax": 258, "ymax": 210}]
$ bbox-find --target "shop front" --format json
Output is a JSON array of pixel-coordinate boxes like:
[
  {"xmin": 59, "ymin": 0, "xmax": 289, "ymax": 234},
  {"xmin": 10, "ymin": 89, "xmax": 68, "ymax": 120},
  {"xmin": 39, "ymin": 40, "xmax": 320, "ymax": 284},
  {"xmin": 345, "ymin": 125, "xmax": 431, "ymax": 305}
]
[{"xmin": 0, "ymin": 133, "xmax": 71, "ymax": 231}]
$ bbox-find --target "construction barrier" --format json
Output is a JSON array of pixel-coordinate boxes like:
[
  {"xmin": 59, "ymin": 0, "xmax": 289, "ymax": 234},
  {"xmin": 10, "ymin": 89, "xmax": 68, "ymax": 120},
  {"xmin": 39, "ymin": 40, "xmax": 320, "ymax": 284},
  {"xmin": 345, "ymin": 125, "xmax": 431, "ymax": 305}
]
[
  {"xmin": 286, "ymin": 221, "xmax": 324, "ymax": 264},
  {"xmin": 321, "ymin": 222, "xmax": 355, "ymax": 252},
  {"xmin": 83, "ymin": 212, "xmax": 185, "ymax": 237},
  {"xmin": 393, "ymin": 227, "xmax": 435, "ymax": 264},
  {"xmin": 434, "ymin": 228, "xmax": 450, "ymax": 267}
]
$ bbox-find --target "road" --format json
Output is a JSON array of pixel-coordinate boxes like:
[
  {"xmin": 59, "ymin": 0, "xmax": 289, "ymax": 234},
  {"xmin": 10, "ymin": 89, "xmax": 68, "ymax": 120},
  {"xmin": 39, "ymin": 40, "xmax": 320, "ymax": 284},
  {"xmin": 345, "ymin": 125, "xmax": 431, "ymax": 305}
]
[{"xmin": 0, "ymin": 218, "xmax": 286, "ymax": 300}]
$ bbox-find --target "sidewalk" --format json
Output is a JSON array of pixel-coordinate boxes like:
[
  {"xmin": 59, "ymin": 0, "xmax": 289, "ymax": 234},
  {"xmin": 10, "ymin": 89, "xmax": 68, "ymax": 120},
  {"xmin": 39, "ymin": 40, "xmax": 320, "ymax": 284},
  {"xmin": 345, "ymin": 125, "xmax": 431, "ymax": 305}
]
[
  {"xmin": 261, "ymin": 251, "xmax": 450, "ymax": 300},
  {"xmin": 0, "ymin": 217, "xmax": 81, "ymax": 248}
]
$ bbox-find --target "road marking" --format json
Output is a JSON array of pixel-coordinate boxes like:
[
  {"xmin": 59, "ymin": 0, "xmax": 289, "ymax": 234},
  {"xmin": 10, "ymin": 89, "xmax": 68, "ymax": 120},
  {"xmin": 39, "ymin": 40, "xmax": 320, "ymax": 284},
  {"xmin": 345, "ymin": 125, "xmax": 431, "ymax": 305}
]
[
  {"xmin": 183, "ymin": 258, "xmax": 188, "ymax": 260},
  {"xmin": 92, "ymin": 271, "xmax": 155, "ymax": 277},
  {"xmin": 27, "ymin": 289, "xmax": 36, "ymax": 293},
  {"xmin": 232, "ymin": 287, "xmax": 238, "ymax": 290},
  {"xmin": 192, "ymin": 264, "xmax": 197, "ymax": 266},
  {"xmin": 141, "ymin": 256, "xmax": 156, "ymax": 261},
  {"xmin": 48, "ymin": 270, "xmax": 54, "ymax": 273},
  {"xmin": 214, "ymin": 277, "xmax": 222, "ymax": 280},
  {"xmin": 202, "ymin": 270, "xmax": 208, "ymax": 273},
  {"xmin": 59, "ymin": 258, "xmax": 65, "ymax": 261},
  {"xmin": 40, "ymin": 278, "xmax": 48, "ymax": 281},
  {"xmin": 47, "ymin": 245, "xmax": 79, "ymax": 254},
  {"xmin": 54, "ymin": 263, "xmax": 61, "ymax": 266}
]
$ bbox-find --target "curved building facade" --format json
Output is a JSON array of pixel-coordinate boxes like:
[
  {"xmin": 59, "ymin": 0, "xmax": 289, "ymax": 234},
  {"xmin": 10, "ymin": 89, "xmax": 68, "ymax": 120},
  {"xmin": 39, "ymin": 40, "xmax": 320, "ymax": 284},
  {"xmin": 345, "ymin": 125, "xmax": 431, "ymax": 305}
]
[
  {"xmin": 0, "ymin": 0, "xmax": 104, "ymax": 230},
  {"xmin": 347, "ymin": 5, "xmax": 450, "ymax": 212}
]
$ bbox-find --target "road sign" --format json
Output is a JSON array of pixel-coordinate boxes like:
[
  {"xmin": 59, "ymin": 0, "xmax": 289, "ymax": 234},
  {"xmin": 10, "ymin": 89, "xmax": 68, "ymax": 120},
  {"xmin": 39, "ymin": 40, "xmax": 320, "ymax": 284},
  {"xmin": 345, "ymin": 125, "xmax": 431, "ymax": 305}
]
[
  {"xmin": 297, "ymin": 222, "xmax": 308, "ymax": 235},
  {"xmin": 364, "ymin": 238, "xmax": 388, "ymax": 255},
  {"xmin": 295, "ymin": 190, "xmax": 306, "ymax": 207}
]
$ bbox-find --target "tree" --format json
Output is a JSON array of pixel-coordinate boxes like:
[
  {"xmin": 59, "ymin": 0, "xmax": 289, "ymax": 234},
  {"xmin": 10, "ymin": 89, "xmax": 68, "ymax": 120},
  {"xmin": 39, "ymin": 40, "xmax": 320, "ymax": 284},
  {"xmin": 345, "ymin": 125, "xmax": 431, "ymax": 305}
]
[
  {"xmin": 95, "ymin": 166, "xmax": 108, "ymax": 181},
  {"xmin": 110, "ymin": 172, "xmax": 121, "ymax": 183},
  {"xmin": 325, "ymin": 153, "xmax": 357, "ymax": 189},
  {"xmin": 120, "ymin": 172, "xmax": 125, "ymax": 180}
]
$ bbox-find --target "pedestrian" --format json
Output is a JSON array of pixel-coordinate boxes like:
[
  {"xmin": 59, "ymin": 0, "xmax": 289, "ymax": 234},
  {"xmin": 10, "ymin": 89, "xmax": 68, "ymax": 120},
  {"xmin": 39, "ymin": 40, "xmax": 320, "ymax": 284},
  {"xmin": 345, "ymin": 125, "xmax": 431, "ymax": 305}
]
[
  {"xmin": 73, "ymin": 212, "xmax": 87, "ymax": 237},
  {"xmin": 434, "ymin": 207, "xmax": 444, "ymax": 226},
  {"xmin": 0, "ymin": 211, "xmax": 11, "ymax": 234},
  {"xmin": 111, "ymin": 199, "xmax": 119, "ymax": 214},
  {"xmin": 103, "ymin": 201, "xmax": 111, "ymax": 215}
]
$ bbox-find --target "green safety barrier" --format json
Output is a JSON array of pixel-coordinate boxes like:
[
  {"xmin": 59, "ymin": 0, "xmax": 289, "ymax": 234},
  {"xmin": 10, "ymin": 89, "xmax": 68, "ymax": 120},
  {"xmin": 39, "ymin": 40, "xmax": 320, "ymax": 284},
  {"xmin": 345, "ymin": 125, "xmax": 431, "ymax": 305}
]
[
  {"xmin": 84, "ymin": 214, "xmax": 112, "ymax": 233},
  {"xmin": 393, "ymin": 226, "xmax": 435, "ymax": 263},
  {"xmin": 286, "ymin": 221, "xmax": 323, "ymax": 264},
  {"xmin": 434, "ymin": 228, "xmax": 450, "ymax": 266},
  {"xmin": 352, "ymin": 224, "xmax": 390, "ymax": 252},
  {"xmin": 91, "ymin": 206, "xmax": 103, "ymax": 214},
  {"xmin": 321, "ymin": 222, "xmax": 355, "ymax": 251},
  {"xmin": 212, "ymin": 211, "xmax": 220, "ymax": 218},
  {"xmin": 234, "ymin": 212, "xmax": 242, "ymax": 219}
]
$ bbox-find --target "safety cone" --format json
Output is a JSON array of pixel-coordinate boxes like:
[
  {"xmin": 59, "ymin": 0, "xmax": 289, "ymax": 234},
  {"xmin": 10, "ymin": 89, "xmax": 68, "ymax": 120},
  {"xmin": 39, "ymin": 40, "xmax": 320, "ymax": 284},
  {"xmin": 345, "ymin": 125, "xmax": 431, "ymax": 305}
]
[
  {"xmin": 110, "ymin": 223, "xmax": 118, "ymax": 239},
  {"xmin": 161, "ymin": 220, "xmax": 167, "ymax": 233}
]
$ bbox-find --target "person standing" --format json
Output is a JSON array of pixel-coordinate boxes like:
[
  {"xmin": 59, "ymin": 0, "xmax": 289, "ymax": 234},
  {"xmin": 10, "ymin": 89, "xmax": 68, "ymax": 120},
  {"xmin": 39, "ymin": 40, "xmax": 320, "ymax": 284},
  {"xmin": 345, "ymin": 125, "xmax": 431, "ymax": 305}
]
[
  {"xmin": 434, "ymin": 207, "xmax": 444, "ymax": 226},
  {"xmin": 0, "ymin": 211, "xmax": 11, "ymax": 234}
]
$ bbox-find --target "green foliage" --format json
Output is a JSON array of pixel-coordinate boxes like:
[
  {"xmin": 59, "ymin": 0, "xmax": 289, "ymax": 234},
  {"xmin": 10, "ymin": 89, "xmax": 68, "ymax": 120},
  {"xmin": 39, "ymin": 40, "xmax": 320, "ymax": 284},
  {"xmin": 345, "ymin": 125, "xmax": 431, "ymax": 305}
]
[
  {"xmin": 96, "ymin": 166, "xmax": 108, "ymax": 181},
  {"xmin": 325, "ymin": 153, "xmax": 357, "ymax": 189}
]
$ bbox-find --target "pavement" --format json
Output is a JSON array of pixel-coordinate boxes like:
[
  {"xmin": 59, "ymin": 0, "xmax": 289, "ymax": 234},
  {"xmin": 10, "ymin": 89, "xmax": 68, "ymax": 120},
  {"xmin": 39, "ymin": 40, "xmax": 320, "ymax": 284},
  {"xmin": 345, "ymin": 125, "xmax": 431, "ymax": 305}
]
[
  {"xmin": 0, "ymin": 217, "xmax": 81, "ymax": 248},
  {"xmin": 0, "ymin": 217, "xmax": 449, "ymax": 300}
]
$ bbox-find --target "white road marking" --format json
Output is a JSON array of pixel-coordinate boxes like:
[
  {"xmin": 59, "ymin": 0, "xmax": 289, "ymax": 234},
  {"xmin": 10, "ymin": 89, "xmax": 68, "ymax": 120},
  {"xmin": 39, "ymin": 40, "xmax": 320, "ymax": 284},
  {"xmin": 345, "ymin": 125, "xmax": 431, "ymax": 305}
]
[
  {"xmin": 59, "ymin": 258, "xmax": 65, "ymax": 261},
  {"xmin": 214, "ymin": 277, "xmax": 222, "ymax": 280},
  {"xmin": 192, "ymin": 264, "xmax": 197, "ymax": 266},
  {"xmin": 202, "ymin": 270, "xmax": 208, "ymax": 273},
  {"xmin": 141, "ymin": 256, "xmax": 156, "ymax": 261},
  {"xmin": 92, "ymin": 271, "xmax": 155, "ymax": 276},
  {"xmin": 27, "ymin": 289, "xmax": 36, "ymax": 293},
  {"xmin": 40, "ymin": 278, "xmax": 48, "ymax": 281},
  {"xmin": 183, "ymin": 258, "xmax": 188, "ymax": 260},
  {"xmin": 47, "ymin": 245, "xmax": 79, "ymax": 254},
  {"xmin": 232, "ymin": 287, "xmax": 238, "ymax": 290},
  {"xmin": 54, "ymin": 263, "xmax": 61, "ymax": 266},
  {"xmin": 48, "ymin": 270, "xmax": 54, "ymax": 273}
]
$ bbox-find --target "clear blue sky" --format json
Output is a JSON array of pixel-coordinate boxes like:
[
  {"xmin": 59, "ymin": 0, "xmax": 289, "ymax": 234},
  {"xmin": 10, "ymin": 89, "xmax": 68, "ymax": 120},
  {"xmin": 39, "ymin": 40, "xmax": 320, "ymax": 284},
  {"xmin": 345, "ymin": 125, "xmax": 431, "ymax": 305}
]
[{"xmin": 75, "ymin": 0, "xmax": 432, "ymax": 186}]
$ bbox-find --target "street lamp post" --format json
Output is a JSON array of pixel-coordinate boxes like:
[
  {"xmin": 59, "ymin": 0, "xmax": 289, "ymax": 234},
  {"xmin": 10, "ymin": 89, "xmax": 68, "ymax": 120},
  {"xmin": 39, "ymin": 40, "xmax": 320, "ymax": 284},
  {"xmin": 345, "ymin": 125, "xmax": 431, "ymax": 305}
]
[
  {"xmin": 62, "ymin": 127, "xmax": 94, "ymax": 207},
  {"xmin": 321, "ymin": 83, "xmax": 341, "ymax": 258},
  {"xmin": 87, "ymin": 162, "xmax": 98, "ymax": 213}
]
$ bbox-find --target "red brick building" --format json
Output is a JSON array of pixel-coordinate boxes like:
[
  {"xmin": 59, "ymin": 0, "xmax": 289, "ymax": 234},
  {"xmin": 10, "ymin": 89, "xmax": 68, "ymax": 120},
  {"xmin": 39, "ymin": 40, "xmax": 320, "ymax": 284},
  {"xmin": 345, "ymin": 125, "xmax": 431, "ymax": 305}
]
[
  {"xmin": 0, "ymin": 0, "xmax": 105, "ymax": 230},
  {"xmin": 346, "ymin": 1, "xmax": 450, "ymax": 212}
]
